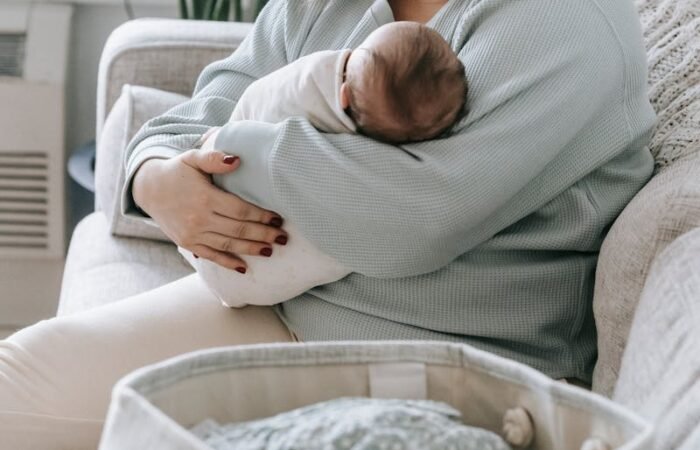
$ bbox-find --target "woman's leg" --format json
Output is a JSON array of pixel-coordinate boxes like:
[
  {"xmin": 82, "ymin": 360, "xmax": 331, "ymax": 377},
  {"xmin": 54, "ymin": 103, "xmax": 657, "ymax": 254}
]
[{"xmin": 0, "ymin": 274, "xmax": 292, "ymax": 450}]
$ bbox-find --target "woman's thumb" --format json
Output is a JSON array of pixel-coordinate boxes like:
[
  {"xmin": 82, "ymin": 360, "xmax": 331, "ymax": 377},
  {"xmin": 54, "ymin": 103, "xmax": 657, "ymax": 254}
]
[{"xmin": 183, "ymin": 149, "xmax": 240, "ymax": 174}]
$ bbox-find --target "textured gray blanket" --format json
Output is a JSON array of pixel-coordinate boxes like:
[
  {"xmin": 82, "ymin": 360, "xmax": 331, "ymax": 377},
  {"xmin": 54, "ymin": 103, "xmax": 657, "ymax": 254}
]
[
  {"xmin": 636, "ymin": 0, "xmax": 700, "ymax": 170},
  {"xmin": 190, "ymin": 398, "xmax": 511, "ymax": 450}
]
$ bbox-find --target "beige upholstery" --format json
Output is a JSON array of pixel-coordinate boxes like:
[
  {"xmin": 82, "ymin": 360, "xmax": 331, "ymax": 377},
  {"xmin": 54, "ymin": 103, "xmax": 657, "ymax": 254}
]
[
  {"xmin": 96, "ymin": 19, "xmax": 251, "ymax": 140},
  {"xmin": 96, "ymin": 84, "xmax": 188, "ymax": 241},
  {"xmin": 613, "ymin": 228, "xmax": 700, "ymax": 450},
  {"xmin": 58, "ymin": 212, "xmax": 192, "ymax": 316},
  {"xmin": 592, "ymin": 153, "xmax": 700, "ymax": 395},
  {"xmin": 591, "ymin": 0, "xmax": 700, "ymax": 396}
]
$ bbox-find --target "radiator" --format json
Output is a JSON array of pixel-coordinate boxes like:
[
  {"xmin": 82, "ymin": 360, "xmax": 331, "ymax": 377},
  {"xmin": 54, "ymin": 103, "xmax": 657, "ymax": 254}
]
[{"xmin": 0, "ymin": 2, "xmax": 72, "ymax": 325}]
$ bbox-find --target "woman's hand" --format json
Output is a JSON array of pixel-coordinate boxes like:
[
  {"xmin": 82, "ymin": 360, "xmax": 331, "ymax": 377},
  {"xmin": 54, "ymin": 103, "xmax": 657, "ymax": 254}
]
[{"xmin": 132, "ymin": 148, "xmax": 287, "ymax": 273}]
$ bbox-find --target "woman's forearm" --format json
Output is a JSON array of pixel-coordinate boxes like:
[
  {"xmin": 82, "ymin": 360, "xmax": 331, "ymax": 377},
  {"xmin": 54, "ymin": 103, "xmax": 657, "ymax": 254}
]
[
  {"xmin": 209, "ymin": 0, "xmax": 631, "ymax": 278},
  {"xmin": 212, "ymin": 37, "xmax": 619, "ymax": 279},
  {"xmin": 122, "ymin": 0, "xmax": 290, "ymax": 218},
  {"xmin": 212, "ymin": 120, "xmax": 482, "ymax": 278},
  {"xmin": 125, "ymin": 0, "xmax": 632, "ymax": 279}
]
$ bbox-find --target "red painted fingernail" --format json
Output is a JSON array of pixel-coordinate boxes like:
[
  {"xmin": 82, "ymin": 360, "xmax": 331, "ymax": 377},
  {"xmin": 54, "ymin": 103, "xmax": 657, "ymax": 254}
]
[
  {"xmin": 260, "ymin": 247, "xmax": 273, "ymax": 257},
  {"xmin": 193, "ymin": 254, "xmax": 199, "ymax": 259},
  {"xmin": 269, "ymin": 217, "xmax": 283, "ymax": 228},
  {"xmin": 275, "ymin": 235, "xmax": 288, "ymax": 245},
  {"xmin": 235, "ymin": 267, "xmax": 246, "ymax": 274},
  {"xmin": 223, "ymin": 155, "xmax": 239, "ymax": 165}
]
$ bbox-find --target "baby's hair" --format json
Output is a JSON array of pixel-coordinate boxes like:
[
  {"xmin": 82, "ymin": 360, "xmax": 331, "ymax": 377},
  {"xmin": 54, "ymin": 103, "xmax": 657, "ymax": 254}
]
[{"xmin": 346, "ymin": 24, "xmax": 468, "ymax": 143}]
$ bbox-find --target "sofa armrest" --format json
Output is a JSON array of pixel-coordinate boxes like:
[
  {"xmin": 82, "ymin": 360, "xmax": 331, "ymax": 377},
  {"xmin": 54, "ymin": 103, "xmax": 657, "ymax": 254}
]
[
  {"xmin": 613, "ymin": 227, "xmax": 700, "ymax": 450},
  {"xmin": 95, "ymin": 85, "xmax": 189, "ymax": 235},
  {"xmin": 592, "ymin": 151, "xmax": 700, "ymax": 397},
  {"xmin": 96, "ymin": 18, "xmax": 252, "ymax": 139}
]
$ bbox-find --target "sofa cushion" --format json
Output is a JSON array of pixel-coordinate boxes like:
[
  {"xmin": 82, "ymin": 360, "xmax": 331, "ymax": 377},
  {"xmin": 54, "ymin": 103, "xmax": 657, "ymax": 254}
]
[
  {"xmin": 58, "ymin": 212, "xmax": 193, "ymax": 316},
  {"xmin": 96, "ymin": 84, "xmax": 189, "ymax": 241},
  {"xmin": 592, "ymin": 152, "xmax": 700, "ymax": 395},
  {"xmin": 592, "ymin": 0, "xmax": 700, "ymax": 396},
  {"xmin": 613, "ymin": 227, "xmax": 700, "ymax": 450}
]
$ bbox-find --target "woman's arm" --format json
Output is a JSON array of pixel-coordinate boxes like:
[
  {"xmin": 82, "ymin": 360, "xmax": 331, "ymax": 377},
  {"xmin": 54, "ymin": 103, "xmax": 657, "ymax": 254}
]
[
  {"xmin": 123, "ymin": 0, "xmax": 290, "ymax": 217},
  {"xmin": 122, "ymin": 0, "xmax": 299, "ymax": 270},
  {"xmin": 213, "ymin": 0, "xmax": 631, "ymax": 278}
]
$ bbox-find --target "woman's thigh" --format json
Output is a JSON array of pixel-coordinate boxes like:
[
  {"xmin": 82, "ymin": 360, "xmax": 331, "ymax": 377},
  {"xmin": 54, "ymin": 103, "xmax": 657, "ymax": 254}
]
[{"xmin": 0, "ymin": 274, "xmax": 292, "ymax": 449}]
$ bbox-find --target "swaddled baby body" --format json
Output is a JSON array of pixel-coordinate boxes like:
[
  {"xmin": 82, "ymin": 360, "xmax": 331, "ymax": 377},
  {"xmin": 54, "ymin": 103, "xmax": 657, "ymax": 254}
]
[{"xmin": 181, "ymin": 22, "xmax": 467, "ymax": 307}]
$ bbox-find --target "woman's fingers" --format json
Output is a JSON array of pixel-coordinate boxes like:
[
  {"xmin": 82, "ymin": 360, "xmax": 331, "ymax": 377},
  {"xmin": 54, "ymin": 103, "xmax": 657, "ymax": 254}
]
[
  {"xmin": 206, "ymin": 214, "xmax": 287, "ymax": 245},
  {"xmin": 181, "ymin": 148, "xmax": 241, "ymax": 175},
  {"xmin": 210, "ymin": 188, "xmax": 283, "ymax": 227},
  {"xmin": 200, "ymin": 232, "xmax": 275, "ymax": 258},
  {"xmin": 184, "ymin": 146, "xmax": 283, "ymax": 226},
  {"xmin": 134, "ymin": 148, "xmax": 284, "ymax": 272},
  {"xmin": 190, "ymin": 245, "xmax": 248, "ymax": 273}
]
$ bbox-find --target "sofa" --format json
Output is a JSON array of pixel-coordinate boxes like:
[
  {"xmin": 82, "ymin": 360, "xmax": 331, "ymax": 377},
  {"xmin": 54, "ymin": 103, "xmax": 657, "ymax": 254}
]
[{"xmin": 59, "ymin": 0, "xmax": 700, "ymax": 448}]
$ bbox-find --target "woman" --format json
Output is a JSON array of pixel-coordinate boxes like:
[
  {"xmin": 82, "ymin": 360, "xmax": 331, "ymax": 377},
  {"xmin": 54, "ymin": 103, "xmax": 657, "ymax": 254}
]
[{"xmin": 0, "ymin": 0, "xmax": 655, "ymax": 448}]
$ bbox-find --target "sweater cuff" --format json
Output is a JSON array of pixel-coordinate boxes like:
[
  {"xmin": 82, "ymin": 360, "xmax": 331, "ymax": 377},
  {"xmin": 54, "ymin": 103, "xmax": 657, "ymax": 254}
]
[{"xmin": 211, "ymin": 120, "xmax": 283, "ymax": 211}]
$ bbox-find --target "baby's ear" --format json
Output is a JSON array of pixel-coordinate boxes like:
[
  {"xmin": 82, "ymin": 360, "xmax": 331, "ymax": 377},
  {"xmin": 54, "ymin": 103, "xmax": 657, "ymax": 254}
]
[{"xmin": 340, "ymin": 83, "xmax": 351, "ymax": 110}]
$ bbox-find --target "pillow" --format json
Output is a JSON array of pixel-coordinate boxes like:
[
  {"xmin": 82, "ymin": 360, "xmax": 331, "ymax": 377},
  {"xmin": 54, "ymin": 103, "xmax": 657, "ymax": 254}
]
[
  {"xmin": 592, "ymin": 0, "xmax": 700, "ymax": 396},
  {"xmin": 636, "ymin": 0, "xmax": 700, "ymax": 170},
  {"xmin": 96, "ymin": 84, "xmax": 189, "ymax": 240},
  {"xmin": 592, "ymin": 152, "xmax": 700, "ymax": 396},
  {"xmin": 614, "ymin": 227, "xmax": 700, "ymax": 450}
]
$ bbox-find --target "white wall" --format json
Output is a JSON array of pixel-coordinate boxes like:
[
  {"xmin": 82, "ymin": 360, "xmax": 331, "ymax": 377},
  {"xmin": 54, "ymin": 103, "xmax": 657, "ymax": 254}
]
[
  {"xmin": 0, "ymin": 2, "xmax": 178, "ymax": 330},
  {"xmin": 64, "ymin": 0, "xmax": 261, "ymax": 152},
  {"xmin": 64, "ymin": 3, "xmax": 178, "ymax": 242},
  {"xmin": 65, "ymin": 3, "xmax": 178, "ymax": 155}
]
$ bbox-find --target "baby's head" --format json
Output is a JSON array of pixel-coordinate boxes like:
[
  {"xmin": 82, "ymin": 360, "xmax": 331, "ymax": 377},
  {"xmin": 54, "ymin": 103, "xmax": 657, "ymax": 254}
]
[{"xmin": 340, "ymin": 22, "xmax": 467, "ymax": 144}]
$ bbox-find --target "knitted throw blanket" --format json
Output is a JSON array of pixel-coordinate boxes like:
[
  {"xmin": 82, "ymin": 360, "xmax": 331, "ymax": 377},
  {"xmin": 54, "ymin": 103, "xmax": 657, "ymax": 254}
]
[{"xmin": 636, "ymin": 0, "xmax": 700, "ymax": 170}]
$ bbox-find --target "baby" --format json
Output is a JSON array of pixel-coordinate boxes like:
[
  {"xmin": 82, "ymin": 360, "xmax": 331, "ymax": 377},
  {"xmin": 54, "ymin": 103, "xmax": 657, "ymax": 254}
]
[
  {"xmin": 231, "ymin": 21, "xmax": 467, "ymax": 143},
  {"xmin": 182, "ymin": 22, "xmax": 468, "ymax": 307}
]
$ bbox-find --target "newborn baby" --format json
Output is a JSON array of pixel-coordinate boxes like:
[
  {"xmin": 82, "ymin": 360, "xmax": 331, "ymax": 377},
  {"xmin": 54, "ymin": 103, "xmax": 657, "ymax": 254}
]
[
  {"xmin": 231, "ymin": 21, "xmax": 467, "ymax": 143},
  {"xmin": 182, "ymin": 22, "xmax": 467, "ymax": 307}
]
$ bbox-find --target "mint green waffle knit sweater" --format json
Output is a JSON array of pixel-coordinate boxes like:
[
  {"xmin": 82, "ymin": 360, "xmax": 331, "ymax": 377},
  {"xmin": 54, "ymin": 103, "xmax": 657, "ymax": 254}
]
[{"xmin": 124, "ymin": 0, "xmax": 656, "ymax": 381}]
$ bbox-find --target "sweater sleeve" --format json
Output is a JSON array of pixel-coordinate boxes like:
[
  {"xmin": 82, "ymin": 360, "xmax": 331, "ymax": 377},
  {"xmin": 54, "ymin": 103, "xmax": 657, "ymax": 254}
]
[
  {"xmin": 213, "ymin": 0, "xmax": 626, "ymax": 278},
  {"xmin": 121, "ymin": 0, "xmax": 289, "ymax": 216}
]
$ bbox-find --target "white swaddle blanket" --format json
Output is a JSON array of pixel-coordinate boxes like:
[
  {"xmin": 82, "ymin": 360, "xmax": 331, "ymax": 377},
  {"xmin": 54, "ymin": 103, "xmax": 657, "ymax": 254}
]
[{"xmin": 179, "ymin": 49, "xmax": 354, "ymax": 307}]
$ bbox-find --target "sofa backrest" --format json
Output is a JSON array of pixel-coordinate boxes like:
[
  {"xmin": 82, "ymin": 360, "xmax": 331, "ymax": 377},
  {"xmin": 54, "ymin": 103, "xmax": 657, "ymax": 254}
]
[{"xmin": 614, "ymin": 226, "xmax": 700, "ymax": 450}]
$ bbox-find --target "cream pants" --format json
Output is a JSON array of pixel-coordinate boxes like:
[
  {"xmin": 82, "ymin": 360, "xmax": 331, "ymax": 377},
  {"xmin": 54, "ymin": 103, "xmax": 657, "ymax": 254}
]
[{"xmin": 0, "ymin": 274, "xmax": 293, "ymax": 450}]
